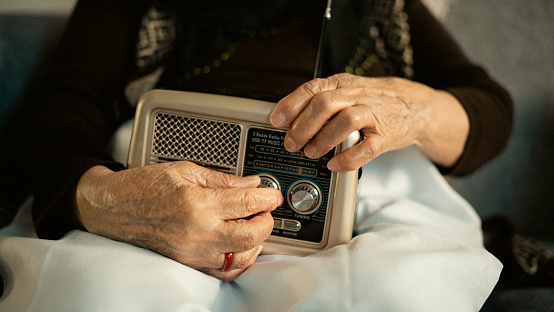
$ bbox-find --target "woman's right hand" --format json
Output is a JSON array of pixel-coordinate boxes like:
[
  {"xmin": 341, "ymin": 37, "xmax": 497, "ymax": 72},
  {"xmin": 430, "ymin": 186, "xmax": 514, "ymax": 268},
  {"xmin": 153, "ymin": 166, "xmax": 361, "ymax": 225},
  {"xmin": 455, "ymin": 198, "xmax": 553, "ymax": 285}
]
[{"xmin": 75, "ymin": 161, "xmax": 283, "ymax": 281}]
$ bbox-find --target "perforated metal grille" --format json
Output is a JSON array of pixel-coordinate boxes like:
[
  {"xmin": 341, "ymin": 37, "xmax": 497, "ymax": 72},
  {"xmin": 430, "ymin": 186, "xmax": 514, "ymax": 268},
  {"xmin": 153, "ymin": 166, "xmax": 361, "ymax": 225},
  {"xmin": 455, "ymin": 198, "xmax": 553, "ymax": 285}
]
[{"xmin": 151, "ymin": 112, "xmax": 241, "ymax": 167}]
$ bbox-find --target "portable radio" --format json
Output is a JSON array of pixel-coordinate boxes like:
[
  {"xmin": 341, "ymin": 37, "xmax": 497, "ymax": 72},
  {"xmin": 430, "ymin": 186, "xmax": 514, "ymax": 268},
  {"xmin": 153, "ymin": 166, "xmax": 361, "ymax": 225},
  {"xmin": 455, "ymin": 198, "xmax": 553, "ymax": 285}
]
[{"xmin": 128, "ymin": 90, "xmax": 359, "ymax": 256}]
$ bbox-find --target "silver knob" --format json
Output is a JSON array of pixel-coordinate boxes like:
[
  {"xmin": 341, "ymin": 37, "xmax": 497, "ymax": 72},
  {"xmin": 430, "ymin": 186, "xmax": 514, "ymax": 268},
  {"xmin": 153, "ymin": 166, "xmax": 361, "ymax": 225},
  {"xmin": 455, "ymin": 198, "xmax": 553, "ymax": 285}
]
[
  {"xmin": 287, "ymin": 180, "xmax": 322, "ymax": 215},
  {"xmin": 256, "ymin": 173, "xmax": 281, "ymax": 191}
]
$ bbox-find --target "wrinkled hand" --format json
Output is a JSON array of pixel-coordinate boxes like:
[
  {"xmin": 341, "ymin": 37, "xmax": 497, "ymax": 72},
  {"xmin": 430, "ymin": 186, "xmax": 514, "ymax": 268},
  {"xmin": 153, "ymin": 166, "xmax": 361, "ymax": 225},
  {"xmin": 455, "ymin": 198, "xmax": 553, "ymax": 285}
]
[
  {"xmin": 270, "ymin": 73, "xmax": 468, "ymax": 170},
  {"xmin": 75, "ymin": 161, "xmax": 283, "ymax": 281}
]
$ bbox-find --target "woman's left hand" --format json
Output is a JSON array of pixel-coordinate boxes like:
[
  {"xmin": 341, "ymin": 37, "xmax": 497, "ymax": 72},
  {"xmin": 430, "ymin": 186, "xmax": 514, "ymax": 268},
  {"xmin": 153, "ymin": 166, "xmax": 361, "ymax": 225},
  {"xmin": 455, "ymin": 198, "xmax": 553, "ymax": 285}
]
[{"xmin": 270, "ymin": 73, "xmax": 469, "ymax": 171}]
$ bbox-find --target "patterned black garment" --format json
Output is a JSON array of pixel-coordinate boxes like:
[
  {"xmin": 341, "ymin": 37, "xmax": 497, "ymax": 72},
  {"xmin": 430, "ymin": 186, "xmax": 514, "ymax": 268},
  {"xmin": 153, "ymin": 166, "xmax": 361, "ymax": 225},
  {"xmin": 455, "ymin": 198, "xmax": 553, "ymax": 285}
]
[{"xmin": 121, "ymin": 0, "xmax": 415, "ymax": 110}]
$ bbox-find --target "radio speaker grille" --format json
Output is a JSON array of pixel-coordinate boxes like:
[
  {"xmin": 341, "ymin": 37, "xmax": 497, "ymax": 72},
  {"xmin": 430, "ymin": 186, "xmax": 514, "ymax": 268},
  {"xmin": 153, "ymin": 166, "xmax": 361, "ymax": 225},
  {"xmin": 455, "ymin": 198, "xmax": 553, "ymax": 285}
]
[{"xmin": 151, "ymin": 112, "xmax": 242, "ymax": 168}]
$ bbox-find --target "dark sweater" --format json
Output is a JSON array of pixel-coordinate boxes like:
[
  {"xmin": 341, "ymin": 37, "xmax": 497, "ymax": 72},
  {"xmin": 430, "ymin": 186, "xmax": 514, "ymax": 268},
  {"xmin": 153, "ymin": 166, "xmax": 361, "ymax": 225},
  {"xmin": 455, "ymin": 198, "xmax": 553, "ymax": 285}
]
[{"xmin": 0, "ymin": 0, "xmax": 513, "ymax": 238}]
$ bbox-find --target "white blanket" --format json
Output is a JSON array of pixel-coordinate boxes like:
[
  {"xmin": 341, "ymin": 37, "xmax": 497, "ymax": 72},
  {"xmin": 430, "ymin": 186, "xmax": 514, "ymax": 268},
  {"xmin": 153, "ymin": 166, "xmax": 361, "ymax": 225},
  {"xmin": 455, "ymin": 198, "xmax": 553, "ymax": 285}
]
[{"xmin": 0, "ymin": 146, "xmax": 502, "ymax": 311}]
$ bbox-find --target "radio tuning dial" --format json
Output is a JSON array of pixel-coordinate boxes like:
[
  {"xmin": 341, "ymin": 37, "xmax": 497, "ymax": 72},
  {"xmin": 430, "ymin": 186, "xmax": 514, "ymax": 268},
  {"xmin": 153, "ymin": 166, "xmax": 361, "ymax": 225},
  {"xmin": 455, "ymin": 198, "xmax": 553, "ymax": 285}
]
[
  {"xmin": 287, "ymin": 180, "xmax": 322, "ymax": 215},
  {"xmin": 256, "ymin": 172, "xmax": 281, "ymax": 191}
]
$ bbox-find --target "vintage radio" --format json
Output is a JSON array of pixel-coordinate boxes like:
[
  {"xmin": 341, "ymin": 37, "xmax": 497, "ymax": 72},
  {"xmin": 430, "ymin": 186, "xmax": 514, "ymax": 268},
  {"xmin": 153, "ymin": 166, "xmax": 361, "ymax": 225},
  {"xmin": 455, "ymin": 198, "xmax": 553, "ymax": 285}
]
[{"xmin": 128, "ymin": 90, "xmax": 359, "ymax": 256}]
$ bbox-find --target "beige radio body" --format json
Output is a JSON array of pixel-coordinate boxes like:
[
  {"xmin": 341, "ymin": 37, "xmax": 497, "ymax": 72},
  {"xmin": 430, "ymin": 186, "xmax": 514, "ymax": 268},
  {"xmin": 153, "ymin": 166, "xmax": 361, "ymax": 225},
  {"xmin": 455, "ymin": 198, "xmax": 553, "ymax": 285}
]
[{"xmin": 128, "ymin": 90, "xmax": 359, "ymax": 256}]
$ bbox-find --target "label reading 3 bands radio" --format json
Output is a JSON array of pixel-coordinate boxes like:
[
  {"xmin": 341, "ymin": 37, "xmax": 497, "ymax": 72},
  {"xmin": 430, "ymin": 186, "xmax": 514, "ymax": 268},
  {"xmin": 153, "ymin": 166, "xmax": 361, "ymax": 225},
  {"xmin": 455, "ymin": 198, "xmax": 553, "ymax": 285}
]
[{"xmin": 242, "ymin": 127, "xmax": 335, "ymax": 244}]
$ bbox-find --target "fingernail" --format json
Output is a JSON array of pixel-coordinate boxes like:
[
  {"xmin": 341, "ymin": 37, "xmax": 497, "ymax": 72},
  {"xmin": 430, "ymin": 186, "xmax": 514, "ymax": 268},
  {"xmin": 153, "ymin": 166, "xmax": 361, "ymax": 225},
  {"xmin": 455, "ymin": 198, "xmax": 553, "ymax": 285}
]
[
  {"xmin": 271, "ymin": 111, "xmax": 286, "ymax": 127},
  {"xmin": 327, "ymin": 159, "xmax": 340, "ymax": 171},
  {"xmin": 284, "ymin": 137, "xmax": 296, "ymax": 151},
  {"xmin": 304, "ymin": 144, "xmax": 316, "ymax": 158}
]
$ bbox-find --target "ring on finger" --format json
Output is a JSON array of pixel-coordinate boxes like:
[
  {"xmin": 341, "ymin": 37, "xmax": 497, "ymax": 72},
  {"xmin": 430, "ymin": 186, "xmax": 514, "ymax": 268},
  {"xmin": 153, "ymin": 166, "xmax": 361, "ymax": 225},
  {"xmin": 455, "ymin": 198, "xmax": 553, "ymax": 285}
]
[{"xmin": 221, "ymin": 252, "xmax": 234, "ymax": 272}]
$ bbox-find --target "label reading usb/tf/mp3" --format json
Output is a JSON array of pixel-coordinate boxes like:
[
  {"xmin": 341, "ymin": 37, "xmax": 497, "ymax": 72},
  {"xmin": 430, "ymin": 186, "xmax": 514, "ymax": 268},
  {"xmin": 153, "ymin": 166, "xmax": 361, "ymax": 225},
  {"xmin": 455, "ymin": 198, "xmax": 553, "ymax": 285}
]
[{"xmin": 242, "ymin": 127, "xmax": 335, "ymax": 244}]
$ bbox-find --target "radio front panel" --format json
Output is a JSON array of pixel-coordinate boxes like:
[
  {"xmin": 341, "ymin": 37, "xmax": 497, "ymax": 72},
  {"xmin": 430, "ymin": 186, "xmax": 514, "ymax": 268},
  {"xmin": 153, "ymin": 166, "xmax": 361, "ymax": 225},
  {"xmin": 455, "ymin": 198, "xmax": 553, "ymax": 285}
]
[
  {"xmin": 242, "ymin": 127, "xmax": 336, "ymax": 246},
  {"xmin": 128, "ymin": 90, "xmax": 359, "ymax": 256}
]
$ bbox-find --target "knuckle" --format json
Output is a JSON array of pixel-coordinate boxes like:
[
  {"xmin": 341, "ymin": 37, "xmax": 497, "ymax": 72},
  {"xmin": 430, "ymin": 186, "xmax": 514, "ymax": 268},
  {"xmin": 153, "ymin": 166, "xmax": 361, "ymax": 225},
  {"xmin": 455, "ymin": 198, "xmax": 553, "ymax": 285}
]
[
  {"xmin": 172, "ymin": 160, "xmax": 196, "ymax": 176},
  {"xmin": 375, "ymin": 76, "xmax": 398, "ymax": 88},
  {"xmin": 302, "ymin": 78, "xmax": 324, "ymax": 95},
  {"xmin": 241, "ymin": 190, "xmax": 265, "ymax": 213},
  {"xmin": 311, "ymin": 92, "xmax": 334, "ymax": 113},
  {"xmin": 331, "ymin": 73, "xmax": 355, "ymax": 87},
  {"xmin": 362, "ymin": 146, "xmax": 376, "ymax": 160},
  {"xmin": 332, "ymin": 72, "xmax": 350, "ymax": 82},
  {"xmin": 234, "ymin": 221, "xmax": 267, "ymax": 250},
  {"xmin": 233, "ymin": 253, "xmax": 252, "ymax": 269},
  {"xmin": 237, "ymin": 191, "xmax": 254, "ymax": 213},
  {"xmin": 216, "ymin": 171, "xmax": 234, "ymax": 186},
  {"xmin": 334, "ymin": 72, "xmax": 351, "ymax": 79},
  {"xmin": 223, "ymin": 220, "xmax": 265, "ymax": 250},
  {"xmin": 339, "ymin": 108, "xmax": 363, "ymax": 129},
  {"xmin": 365, "ymin": 137, "xmax": 385, "ymax": 158},
  {"xmin": 237, "ymin": 229, "xmax": 259, "ymax": 250},
  {"xmin": 175, "ymin": 160, "xmax": 193, "ymax": 169},
  {"xmin": 179, "ymin": 189, "xmax": 208, "ymax": 221}
]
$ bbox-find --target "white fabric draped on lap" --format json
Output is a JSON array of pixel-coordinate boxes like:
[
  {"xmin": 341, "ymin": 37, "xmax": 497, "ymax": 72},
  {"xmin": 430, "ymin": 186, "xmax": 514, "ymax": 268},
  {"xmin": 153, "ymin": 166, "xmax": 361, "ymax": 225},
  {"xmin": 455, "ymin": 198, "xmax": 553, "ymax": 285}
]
[{"xmin": 0, "ymin": 145, "xmax": 501, "ymax": 312}]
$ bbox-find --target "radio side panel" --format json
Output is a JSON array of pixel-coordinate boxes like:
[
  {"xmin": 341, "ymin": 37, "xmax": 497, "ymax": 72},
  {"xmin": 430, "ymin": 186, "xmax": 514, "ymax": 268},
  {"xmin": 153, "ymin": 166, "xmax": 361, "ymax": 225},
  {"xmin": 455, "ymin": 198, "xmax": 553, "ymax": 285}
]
[{"xmin": 326, "ymin": 131, "xmax": 360, "ymax": 250}]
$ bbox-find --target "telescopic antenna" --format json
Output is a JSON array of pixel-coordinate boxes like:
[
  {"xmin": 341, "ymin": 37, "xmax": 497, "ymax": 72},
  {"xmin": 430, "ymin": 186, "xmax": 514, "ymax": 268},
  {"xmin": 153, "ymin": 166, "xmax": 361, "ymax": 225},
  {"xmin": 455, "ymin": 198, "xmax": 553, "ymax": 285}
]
[{"xmin": 313, "ymin": 0, "xmax": 332, "ymax": 79}]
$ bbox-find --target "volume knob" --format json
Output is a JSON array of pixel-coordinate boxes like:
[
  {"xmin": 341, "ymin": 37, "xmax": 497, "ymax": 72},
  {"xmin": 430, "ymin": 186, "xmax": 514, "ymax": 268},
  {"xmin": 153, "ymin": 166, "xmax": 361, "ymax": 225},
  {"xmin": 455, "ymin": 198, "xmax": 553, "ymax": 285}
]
[
  {"xmin": 287, "ymin": 180, "xmax": 322, "ymax": 215},
  {"xmin": 256, "ymin": 172, "xmax": 282, "ymax": 191}
]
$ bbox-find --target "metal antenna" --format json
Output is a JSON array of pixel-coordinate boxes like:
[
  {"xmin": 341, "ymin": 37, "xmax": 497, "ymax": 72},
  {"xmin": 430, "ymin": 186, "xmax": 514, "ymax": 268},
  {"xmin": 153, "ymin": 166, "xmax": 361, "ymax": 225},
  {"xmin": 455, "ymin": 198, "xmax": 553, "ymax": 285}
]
[{"xmin": 313, "ymin": 0, "xmax": 333, "ymax": 79}]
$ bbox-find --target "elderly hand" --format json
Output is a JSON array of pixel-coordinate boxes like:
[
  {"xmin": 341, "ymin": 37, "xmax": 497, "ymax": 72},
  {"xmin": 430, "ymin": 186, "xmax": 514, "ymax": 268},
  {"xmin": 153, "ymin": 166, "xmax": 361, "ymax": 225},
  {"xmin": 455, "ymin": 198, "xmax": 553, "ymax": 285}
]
[
  {"xmin": 270, "ymin": 73, "xmax": 469, "ymax": 171},
  {"xmin": 75, "ymin": 161, "xmax": 283, "ymax": 281}
]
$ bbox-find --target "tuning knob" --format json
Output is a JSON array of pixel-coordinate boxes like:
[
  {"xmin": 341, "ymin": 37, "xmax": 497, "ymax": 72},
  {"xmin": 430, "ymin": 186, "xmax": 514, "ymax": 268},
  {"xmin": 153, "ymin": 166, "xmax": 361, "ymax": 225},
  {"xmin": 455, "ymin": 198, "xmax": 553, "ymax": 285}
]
[
  {"xmin": 256, "ymin": 172, "xmax": 282, "ymax": 191},
  {"xmin": 287, "ymin": 180, "xmax": 322, "ymax": 215}
]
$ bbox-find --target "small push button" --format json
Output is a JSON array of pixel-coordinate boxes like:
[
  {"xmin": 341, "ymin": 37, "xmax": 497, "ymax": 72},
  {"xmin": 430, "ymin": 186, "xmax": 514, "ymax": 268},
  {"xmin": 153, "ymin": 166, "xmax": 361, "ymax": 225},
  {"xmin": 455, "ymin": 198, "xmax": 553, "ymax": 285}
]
[
  {"xmin": 282, "ymin": 220, "xmax": 301, "ymax": 232},
  {"xmin": 273, "ymin": 218, "xmax": 283, "ymax": 229}
]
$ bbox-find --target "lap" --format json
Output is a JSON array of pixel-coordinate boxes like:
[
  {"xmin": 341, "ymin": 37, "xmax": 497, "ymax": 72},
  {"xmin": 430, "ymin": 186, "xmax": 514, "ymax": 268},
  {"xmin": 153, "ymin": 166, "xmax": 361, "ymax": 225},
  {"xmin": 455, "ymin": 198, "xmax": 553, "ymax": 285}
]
[{"xmin": 0, "ymin": 147, "xmax": 501, "ymax": 312}]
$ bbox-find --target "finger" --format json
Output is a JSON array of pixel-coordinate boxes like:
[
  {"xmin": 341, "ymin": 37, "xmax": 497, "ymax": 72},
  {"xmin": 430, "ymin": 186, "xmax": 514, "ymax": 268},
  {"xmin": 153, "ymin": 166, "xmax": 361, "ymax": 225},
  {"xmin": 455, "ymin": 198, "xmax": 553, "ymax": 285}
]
[
  {"xmin": 212, "ymin": 187, "xmax": 283, "ymax": 220},
  {"xmin": 303, "ymin": 105, "xmax": 371, "ymax": 159},
  {"xmin": 177, "ymin": 161, "xmax": 262, "ymax": 189},
  {"xmin": 284, "ymin": 89, "xmax": 357, "ymax": 154},
  {"xmin": 204, "ymin": 245, "xmax": 264, "ymax": 282},
  {"xmin": 219, "ymin": 211, "xmax": 275, "ymax": 251},
  {"xmin": 202, "ymin": 169, "xmax": 262, "ymax": 190},
  {"xmin": 270, "ymin": 76, "xmax": 341, "ymax": 128},
  {"xmin": 327, "ymin": 133, "xmax": 387, "ymax": 172}
]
